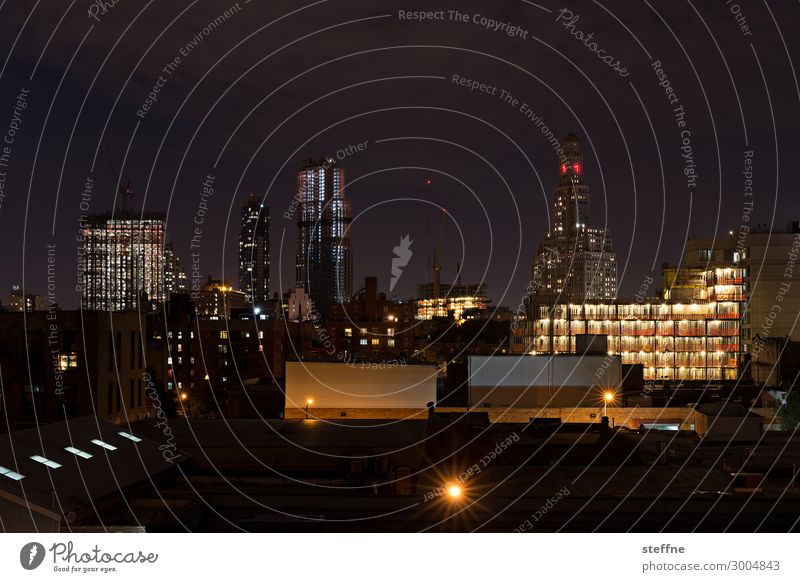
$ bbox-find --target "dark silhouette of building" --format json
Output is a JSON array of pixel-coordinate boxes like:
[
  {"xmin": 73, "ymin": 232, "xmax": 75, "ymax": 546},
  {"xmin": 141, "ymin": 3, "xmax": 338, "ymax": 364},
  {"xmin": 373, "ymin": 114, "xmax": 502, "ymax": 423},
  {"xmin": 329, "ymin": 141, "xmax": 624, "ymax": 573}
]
[
  {"xmin": 146, "ymin": 295, "xmax": 313, "ymax": 417},
  {"xmin": 325, "ymin": 276, "xmax": 414, "ymax": 362},
  {"xmin": 0, "ymin": 311, "xmax": 148, "ymax": 432}
]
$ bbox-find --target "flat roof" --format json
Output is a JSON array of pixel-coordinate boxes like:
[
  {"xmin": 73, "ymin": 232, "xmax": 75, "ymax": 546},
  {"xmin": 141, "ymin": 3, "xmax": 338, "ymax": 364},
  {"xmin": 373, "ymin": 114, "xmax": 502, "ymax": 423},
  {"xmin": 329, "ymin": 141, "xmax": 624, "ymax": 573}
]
[{"xmin": 0, "ymin": 416, "xmax": 186, "ymax": 515}]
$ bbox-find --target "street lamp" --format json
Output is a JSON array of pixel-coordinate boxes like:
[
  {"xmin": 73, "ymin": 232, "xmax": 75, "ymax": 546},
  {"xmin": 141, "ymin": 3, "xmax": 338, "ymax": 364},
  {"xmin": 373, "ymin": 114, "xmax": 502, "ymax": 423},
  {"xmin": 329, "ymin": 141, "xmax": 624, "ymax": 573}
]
[
  {"xmin": 603, "ymin": 391, "xmax": 615, "ymax": 417},
  {"xmin": 305, "ymin": 398, "xmax": 313, "ymax": 419},
  {"xmin": 446, "ymin": 483, "xmax": 463, "ymax": 500}
]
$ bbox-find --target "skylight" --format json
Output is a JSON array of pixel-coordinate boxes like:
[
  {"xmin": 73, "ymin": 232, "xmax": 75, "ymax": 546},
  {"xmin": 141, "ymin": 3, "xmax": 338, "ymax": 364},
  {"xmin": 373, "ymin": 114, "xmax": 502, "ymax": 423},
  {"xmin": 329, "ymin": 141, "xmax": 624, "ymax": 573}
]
[
  {"xmin": 118, "ymin": 431, "xmax": 142, "ymax": 443},
  {"xmin": 0, "ymin": 465, "xmax": 25, "ymax": 481},
  {"xmin": 90, "ymin": 439, "xmax": 117, "ymax": 451},
  {"xmin": 65, "ymin": 447, "xmax": 93, "ymax": 459},
  {"xmin": 30, "ymin": 455, "xmax": 62, "ymax": 469}
]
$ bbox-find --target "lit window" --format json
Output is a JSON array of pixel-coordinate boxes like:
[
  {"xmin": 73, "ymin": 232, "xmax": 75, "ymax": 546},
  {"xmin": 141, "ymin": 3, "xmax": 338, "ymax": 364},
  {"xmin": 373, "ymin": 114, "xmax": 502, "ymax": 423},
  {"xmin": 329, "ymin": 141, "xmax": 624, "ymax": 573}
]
[
  {"xmin": 118, "ymin": 431, "xmax": 142, "ymax": 443},
  {"xmin": 371, "ymin": 339, "xmax": 380, "ymax": 346},
  {"xmin": 65, "ymin": 447, "xmax": 92, "ymax": 459},
  {"xmin": 360, "ymin": 339, "xmax": 368, "ymax": 345},
  {"xmin": 344, "ymin": 328, "xmax": 352, "ymax": 337},
  {"xmin": 91, "ymin": 439, "xmax": 117, "ymax": 451},
  {"xmin": 220, "ymin": 330, "xmax": 229, "ymax": 339},
  {"xmin": 0, "ymin": 466, "xmax": 24, "ymax": 481},
  {"xmin": 59, "ymin": 353, "xmax": 78, "ymax": 369},
  {"xmin": 30, "ymin": 455, "xmax": 62, "ymax": 469}
]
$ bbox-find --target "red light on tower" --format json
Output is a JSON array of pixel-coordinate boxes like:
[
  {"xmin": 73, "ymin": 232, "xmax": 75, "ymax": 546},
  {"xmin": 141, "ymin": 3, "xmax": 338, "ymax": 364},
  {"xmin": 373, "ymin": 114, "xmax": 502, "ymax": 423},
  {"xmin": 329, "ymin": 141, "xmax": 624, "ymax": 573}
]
[
  {"xmin": 425, "ymin": 178, "xmax": 432, "ymax": 185},
  {"xmin": 560, "ymin": 164, "xmax": 567, "ymax": 174},
  {"xmin": 573, "ymin": 163, "xmax": 581, "ymax": 174}
]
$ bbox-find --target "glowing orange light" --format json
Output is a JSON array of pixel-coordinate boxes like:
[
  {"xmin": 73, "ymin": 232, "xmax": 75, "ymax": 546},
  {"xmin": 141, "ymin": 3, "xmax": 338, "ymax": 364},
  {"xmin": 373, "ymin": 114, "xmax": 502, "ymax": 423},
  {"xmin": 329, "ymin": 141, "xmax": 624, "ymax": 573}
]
[{"xmin": 446, "ymin": 484, "xmax": 462, "ymax": 499}]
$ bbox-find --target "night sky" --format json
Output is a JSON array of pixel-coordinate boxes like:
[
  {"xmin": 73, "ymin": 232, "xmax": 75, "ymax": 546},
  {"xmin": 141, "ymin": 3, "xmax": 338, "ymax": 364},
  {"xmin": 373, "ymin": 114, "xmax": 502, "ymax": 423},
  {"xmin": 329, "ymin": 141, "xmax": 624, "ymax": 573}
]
[{"xmin": 0, "ymin": 0, "xmax": 798, "ymax": 310}]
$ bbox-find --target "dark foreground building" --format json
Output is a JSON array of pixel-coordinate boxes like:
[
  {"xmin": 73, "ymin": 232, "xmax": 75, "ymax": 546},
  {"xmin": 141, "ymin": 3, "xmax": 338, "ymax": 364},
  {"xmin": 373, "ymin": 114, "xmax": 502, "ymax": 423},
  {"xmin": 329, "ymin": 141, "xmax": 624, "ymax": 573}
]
[
  {"xmin": 0, "ymin": 417, "xmax": 185, "ymax": 532},
  {"xmin": 0, "ymin": 311, "xmax": 149, "ymax": 433}
]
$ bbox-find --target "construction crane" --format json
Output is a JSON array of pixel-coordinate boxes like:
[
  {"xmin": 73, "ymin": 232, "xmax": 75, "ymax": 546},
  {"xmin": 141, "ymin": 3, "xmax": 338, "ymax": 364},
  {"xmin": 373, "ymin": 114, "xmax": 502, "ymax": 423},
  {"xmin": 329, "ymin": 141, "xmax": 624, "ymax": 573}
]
[
  {"xmin": 99, "ymin": 145, "xmax": 134, "ymax": 212},
  {"xmin": 433, "ymin": 208, "xmax": 445, "ymax": 300}
]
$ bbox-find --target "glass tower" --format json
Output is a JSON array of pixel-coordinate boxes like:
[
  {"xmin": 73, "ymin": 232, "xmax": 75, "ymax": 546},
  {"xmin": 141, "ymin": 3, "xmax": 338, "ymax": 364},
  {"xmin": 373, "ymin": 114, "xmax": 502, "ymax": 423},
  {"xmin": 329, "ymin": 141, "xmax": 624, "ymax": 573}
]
[
  {"xmin": 295, "ymin": 157, "xmax": 352, "ymax": 316},
  {"xmin": 238, "ymin": 194, "xmax": 270, "ymax": 307}
]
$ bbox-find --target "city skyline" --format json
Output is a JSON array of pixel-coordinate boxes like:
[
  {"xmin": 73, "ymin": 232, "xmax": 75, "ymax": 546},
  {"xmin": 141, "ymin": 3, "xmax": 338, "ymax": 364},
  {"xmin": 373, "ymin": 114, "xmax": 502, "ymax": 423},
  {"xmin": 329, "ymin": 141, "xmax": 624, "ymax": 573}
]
[
  {"xmin": 1, "ymin": 0, "xmax": 800, "ymax": 543},
  {"xmin": 5, "ymin": 154, "xmax": 798, "ymax": 313},
  {"xmin": 1, "ymin": 2, "xmax": 798, "ymax": 313}
]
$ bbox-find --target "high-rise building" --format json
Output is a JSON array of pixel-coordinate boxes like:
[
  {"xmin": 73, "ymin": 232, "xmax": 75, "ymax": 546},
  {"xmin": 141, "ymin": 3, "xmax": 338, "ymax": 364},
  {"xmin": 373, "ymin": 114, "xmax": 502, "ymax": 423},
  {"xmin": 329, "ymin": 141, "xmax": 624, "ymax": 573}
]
[
  {"xmin": 530, "ymin": 133, "xmax": 617, "ymax": 304},
  {"xmin": 80, "ymin": 212, "xmax": 166, "ymax": 311},
  {"xmin": 164, "ymin": 242, "xmax": 188, "ymax": 298},
  {"xmin": 295, "ymin": 157, "xmax": 352, "ymax": 315},
  {"xmin": 238, "ymin": 194, "xmax": 270, "ymax": 307}
]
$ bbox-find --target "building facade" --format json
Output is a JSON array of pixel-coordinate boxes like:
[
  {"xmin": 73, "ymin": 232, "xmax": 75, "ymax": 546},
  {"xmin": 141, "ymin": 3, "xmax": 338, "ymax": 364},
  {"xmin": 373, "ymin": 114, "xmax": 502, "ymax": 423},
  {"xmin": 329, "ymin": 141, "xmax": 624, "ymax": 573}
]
[
  {"xmin": 325, "ymin": 277, "xmax": 415, "ymax": 362},
  {"xmin": 194, "ymin": 277, "xmax": 248, "ymax": 319},
  {"xmin": 513, "ymin": 298, "xmax": 742, "ymax": 381},
  {"xmin": 662, "ymin": 225, "xmax": 800, "ymax": 379},
  {"xmin": 530, "ymin": 133, "xmax": 617, "ymax": 304},
  {"xmin": 295, "ymin": 158, "xmax": 352, "ymax": 315},
  {"xmin": 745, "ymin": 224, "xmax": 800, "ymax": 347},
  {"xmin": 164, "ymin": 242, "xmax": 188, "ymax": 298},
  {"xmin": 80, "ymin": 213, "xmax": 166, "ymax": 311},
  {"xmin": 415, "ymin": 282, "xmax": 488, "ymax": 321},
  {"xmin": 0, "ymin": 311, "xmax": 149, "ymax": 432},
  {"xmin": 146, "ymin": 304, "xmax": 313, "ymax": 416},
  {"xmin": 5, "ymin": 285, "xmax": 45, "ymax": 312},
  {"xmin": 239, "ymin": 194, "xmax": 270, "ymax": 307}
]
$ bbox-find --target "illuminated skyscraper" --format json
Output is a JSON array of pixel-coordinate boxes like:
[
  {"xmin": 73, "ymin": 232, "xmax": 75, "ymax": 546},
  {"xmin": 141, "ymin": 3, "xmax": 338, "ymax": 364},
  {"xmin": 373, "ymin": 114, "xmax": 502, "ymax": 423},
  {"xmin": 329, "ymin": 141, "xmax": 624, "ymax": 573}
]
[
  {"xmin": 238, "ymin": 194, "xmax": 270, "ymax": 307},
  {"xmin": 80, "ymin": 212, "xmax": 166, "ymax": 311},
  {"xmin": 295, "ymin": 157, "xmax": 352, "ymax": 315},
  {"xmin": 531, "ymin": 133, "xmax": 617, "ymax": 304}
]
